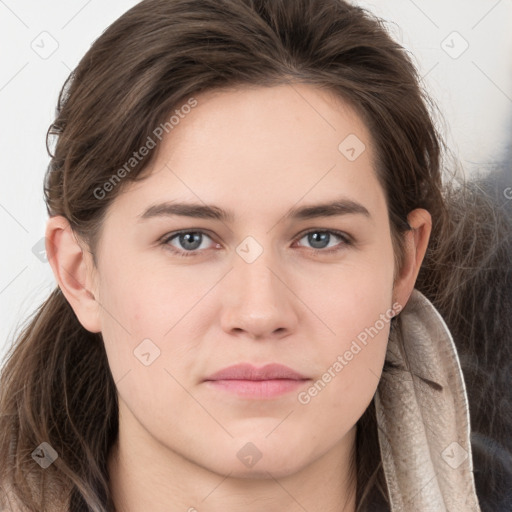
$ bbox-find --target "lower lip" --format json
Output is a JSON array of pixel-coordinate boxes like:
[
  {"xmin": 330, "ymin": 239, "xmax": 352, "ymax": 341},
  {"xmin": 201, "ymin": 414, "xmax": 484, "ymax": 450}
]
[{"xmin": 204, "ymin": 379, "xmax": 309, "ymax": 398}]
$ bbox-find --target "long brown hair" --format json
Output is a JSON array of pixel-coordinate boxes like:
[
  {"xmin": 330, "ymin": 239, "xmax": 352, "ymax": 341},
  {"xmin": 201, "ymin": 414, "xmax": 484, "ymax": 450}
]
[{"xmin": 1, "ymin": 0, "xmax": 510, "ymax": 510}]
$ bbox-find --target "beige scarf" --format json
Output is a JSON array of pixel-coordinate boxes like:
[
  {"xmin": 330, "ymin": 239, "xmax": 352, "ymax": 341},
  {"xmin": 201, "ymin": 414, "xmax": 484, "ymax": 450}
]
[{"xmin": 375, "ymin": 289, "xmax": 481, "ymax": 511}]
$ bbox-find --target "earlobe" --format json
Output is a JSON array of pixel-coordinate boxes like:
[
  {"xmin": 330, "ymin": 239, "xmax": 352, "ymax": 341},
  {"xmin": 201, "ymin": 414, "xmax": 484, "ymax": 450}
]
[
  {"xmin": 392, "ymin": 208, "xmax": 432, "ymax": 311},
  {"xmin": 45, "ymin": 215, "xmax": 101, "ymax": 333}
]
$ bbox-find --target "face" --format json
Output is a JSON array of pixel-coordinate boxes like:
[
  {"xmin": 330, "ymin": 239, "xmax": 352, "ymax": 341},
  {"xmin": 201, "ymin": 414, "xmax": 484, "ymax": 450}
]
[{"xmin": 84, "ymin": 83, "xmax": 400, "ymax": 478}]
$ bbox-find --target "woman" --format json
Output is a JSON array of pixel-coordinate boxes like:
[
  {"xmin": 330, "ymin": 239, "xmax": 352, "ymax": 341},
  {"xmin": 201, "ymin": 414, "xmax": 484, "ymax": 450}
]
[{"xmin": 1, "ymin": 0, "xmax": 510, "ymax": 510}]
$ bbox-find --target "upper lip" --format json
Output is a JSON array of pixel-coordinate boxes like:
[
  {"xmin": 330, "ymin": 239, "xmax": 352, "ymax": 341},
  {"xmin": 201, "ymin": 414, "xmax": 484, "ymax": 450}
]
[{"xmin": 204, "ymin": 363, "xmax": 308, "ymax": 381}]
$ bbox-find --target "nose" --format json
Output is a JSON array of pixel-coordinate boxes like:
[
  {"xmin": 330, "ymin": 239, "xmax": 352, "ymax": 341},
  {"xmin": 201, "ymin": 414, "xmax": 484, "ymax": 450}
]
[{"xmin": 219, "ymin": 246, "xmax": 299, "ymax": 341}]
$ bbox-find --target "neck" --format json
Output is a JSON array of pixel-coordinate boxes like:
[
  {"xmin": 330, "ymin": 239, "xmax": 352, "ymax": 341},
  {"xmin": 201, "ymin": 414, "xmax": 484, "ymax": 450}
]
[{"xmin": 108, "ymin": 403, "xmax": 357, "ymax": 512}]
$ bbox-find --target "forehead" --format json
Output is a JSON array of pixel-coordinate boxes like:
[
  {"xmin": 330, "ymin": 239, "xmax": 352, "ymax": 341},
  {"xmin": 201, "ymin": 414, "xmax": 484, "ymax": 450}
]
[
  {"xmin": 153, "ymin": 83, "xmax": 374, "ymax": 168},
  {"xmin": 107, "ymin": 83, "xmax": 383, "ymax": 222}
]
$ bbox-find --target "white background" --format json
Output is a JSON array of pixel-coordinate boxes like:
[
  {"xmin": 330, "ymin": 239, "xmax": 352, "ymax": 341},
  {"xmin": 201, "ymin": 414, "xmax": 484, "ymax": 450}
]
[{"xmin": 1, "ymin": 0, "xmax": 511, "ymax": 361}]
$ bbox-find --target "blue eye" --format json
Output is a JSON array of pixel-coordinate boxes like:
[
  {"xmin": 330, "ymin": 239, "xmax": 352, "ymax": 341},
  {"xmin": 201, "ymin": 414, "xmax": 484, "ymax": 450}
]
[
  {"xmin": 161, "ymin": 231, "xmax": 216, "ymax": 257},
  {"xmin": 296, "ymin": 230, "xmax": 351, "ymax": 252},
  {"xmin": 160, "ymin": 229, "xmax": 352, "ymax": 258}
]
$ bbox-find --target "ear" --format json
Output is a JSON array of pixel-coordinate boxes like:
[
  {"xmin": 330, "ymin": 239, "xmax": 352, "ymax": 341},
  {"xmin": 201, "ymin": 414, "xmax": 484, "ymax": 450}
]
[
  {"xmin": 45, "ymin": 215, "xmax": 101, "ymax": 333},
  {"xmin": 392, "ymin": 208, "xmax": 432, "ymax": 312}
]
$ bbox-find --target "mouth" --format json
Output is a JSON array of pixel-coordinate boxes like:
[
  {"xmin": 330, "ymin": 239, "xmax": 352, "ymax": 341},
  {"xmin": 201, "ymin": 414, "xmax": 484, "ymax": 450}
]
[{"xmin": 203, "ymin": 363, "xmax": 310, "ymax": 399}]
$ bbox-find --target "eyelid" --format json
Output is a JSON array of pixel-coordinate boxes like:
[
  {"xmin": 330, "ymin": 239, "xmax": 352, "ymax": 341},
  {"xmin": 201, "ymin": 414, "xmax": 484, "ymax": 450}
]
[{"xmin": 160, "ymin": 229, "xmax": 216, "ymax": 243}]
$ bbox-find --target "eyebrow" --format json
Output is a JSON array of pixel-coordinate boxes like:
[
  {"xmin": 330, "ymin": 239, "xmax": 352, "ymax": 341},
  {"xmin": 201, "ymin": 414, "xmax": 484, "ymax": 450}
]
[{"xmin": 138, "ymin": 197, "xmax": 371, "ymax": 223}]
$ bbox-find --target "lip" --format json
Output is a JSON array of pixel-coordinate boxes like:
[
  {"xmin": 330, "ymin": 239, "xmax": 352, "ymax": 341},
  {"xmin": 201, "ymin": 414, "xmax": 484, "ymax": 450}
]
[
  {"xmin": 203, "ymin": 363, "xmax": 310, "ymax": 399},
  {"xmin": 204, "ymin": 363, "xmax": 308, "ymax": 381}
]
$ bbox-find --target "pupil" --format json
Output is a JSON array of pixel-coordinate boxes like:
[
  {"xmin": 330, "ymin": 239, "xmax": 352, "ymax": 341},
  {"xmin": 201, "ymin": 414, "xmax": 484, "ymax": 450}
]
[
  {"xmin": 309, "ymin": 232, "xmax": 329, "ymax": 249},
  {"xmin": 181, "ymin": 232, "xmax": 201, "ymax": 250}
]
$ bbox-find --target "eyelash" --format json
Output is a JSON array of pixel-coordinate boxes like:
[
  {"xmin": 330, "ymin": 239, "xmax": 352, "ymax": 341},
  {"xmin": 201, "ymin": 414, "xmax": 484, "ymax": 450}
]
[{"xmin": 160, "ymin": 228, "xmax": 353, "ymax": 258}]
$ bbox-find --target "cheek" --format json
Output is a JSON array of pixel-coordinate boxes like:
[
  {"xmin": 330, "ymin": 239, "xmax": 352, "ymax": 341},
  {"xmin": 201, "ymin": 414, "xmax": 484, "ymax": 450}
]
[
  {"xmin": 308, "ymin": 238, "xmax": 395, "ymax": 349},
  {"xmin": 301, "ymin": 297, "xmax": 392, "ymax": 440},
  {"xmin": 96, "ymin": 252, "xmax": 209, "ymax": 397},
  {"xmin": 98, "ymin": 251, "xmax": 180, "ymax": 336},
  {"xmin": 95, "ymin": 255, "xmax": 168, "ymax": 381},
  {"xmin": 297, "ymin": 241, "xmax": 394, "ymax": 424}
]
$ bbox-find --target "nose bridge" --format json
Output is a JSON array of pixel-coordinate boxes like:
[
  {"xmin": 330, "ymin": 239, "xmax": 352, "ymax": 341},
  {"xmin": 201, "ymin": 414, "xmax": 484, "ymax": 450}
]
[
  {"xmin": 234, "ymin": 234, "xmax": 283, "ymax": 301},
  {"xmin": 219, "ymin": 233, "xmax": 297, "ymax": 337}
]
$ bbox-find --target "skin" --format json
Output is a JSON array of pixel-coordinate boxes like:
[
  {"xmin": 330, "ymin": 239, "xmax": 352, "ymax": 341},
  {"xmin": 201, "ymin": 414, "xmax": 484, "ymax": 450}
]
[{"xmin": 46, "ymin": 83, "xmax": 431, "ymax": 512}]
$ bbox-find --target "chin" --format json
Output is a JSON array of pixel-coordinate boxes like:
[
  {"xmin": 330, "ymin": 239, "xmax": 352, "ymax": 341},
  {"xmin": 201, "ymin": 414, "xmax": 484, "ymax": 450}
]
[{"xmin": 205, "ymin": 438, "xmax": 311, "ymax": 479}]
